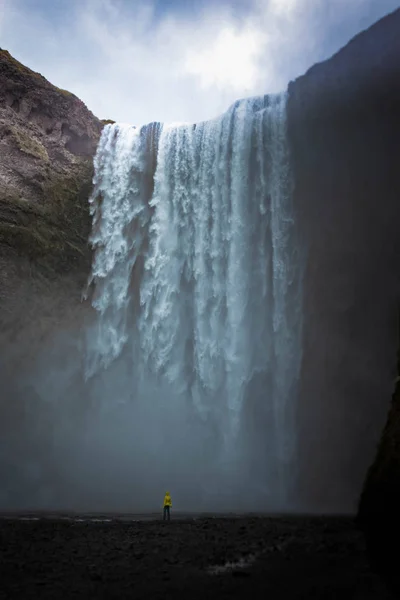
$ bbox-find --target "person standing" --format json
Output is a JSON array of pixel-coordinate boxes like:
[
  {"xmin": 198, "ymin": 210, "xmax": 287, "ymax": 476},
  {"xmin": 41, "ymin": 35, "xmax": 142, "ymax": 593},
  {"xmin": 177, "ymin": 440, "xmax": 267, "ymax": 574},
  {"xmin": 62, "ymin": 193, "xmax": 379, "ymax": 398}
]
[{"xmin": 163, "ymin": 491, "xmax": 172, "ymax": 520}]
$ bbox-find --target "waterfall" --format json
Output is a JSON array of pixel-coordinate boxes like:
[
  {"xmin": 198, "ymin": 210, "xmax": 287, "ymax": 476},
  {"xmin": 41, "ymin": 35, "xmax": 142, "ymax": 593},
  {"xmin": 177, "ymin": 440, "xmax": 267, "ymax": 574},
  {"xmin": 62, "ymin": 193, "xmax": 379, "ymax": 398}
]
[{"xmin": 85, "ymin": 92, "xmax": 302, "ymax": 508}]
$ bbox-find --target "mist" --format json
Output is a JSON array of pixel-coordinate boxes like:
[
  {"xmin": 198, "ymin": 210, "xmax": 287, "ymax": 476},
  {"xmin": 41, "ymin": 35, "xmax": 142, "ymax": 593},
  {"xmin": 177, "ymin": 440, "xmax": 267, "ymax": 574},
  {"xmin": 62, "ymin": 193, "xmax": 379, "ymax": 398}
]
[{"xmin": 0, "ymin": 322, "xmax": 281, "ymax": 514}]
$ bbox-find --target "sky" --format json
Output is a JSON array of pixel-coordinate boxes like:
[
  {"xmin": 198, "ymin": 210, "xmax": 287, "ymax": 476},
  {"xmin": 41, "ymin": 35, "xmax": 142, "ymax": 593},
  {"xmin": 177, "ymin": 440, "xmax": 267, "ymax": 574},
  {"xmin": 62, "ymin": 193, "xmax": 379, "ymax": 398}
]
[{"xmin": 0, "ymin": 0, "xmax": 399, "ymax": 125}]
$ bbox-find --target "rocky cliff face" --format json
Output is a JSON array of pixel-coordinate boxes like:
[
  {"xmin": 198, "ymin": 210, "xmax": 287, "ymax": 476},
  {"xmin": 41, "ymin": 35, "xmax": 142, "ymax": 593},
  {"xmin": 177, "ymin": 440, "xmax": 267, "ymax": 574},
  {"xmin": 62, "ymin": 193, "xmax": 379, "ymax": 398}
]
[
  {"xmin": 0, "ymin": 50, "xmax": 102, "ymax": 472},
  {"xmin": 286, "ymin": 7, "xmax": 400, "ymax": 511},
  {"xmin": 0, "ymin": 49, "xmax": 102, "ymax": 279},
  {"xmin": 287, "ymin": 7, "xmax": 400, "ymax": 591},
  {"xmin": 0, "ymin": 49, "xmax": 102, "ymax": 331},
  {"xmin": 357, "ymin": 328, "xmax": 400, "ymax": 593}
]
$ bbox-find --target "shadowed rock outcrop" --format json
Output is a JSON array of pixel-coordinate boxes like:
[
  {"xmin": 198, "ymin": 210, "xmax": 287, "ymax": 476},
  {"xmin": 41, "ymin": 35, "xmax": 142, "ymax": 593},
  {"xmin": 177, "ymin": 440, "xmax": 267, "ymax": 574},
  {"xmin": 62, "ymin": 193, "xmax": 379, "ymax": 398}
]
[
  {"xmin": 286, "ymin": 7, "xmax": 400, "ymax": 593},
  {"xmin": 357, "ymin": 313, "xmax": 400, "ymax": 594},
  {"xmin": 287, "ymin": 7, "xmax": 400, "ymax": 513}
]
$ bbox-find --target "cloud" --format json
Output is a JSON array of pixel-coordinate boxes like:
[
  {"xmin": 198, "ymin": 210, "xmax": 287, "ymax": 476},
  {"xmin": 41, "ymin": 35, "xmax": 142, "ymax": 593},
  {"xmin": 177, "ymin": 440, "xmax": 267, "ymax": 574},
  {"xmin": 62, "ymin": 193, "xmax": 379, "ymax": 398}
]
[
  {"xmin": 184, "ymin": 25, "xmax": 266, "ymax": 92},
  {"xmin": 0, "ymin": 0, "xmax": 399, "ymax": 124}
]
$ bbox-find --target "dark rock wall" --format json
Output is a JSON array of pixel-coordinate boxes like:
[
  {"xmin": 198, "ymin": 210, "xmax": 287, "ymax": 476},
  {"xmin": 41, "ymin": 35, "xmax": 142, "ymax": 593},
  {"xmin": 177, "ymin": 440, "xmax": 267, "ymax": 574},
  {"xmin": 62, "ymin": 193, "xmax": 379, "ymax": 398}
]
[
  {"xmin": 287, "ymin": 8, "xmax": 400, "ymax": 511},
  {"xmin": 357, "ymin": 314, "xmax": 400, "ymax": 594}
]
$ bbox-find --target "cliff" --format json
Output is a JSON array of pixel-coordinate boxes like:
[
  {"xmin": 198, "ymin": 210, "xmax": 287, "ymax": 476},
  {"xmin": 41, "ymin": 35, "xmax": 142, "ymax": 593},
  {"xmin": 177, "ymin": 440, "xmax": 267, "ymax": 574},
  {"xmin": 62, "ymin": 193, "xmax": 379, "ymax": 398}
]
[
  {"xmin": 357, "ymin": 324, "xmax": 400, "ymax": 593},
  {"xmin": 0, "ymin": 49, "xmax": 102, "ymax": 281},
  {"xmin": 0, "ymin": 49, "xmax": 102, "ymax": 437},
  {"xmin": 287, "ymin": 7, "xmax": 400, "ymax": 592}
]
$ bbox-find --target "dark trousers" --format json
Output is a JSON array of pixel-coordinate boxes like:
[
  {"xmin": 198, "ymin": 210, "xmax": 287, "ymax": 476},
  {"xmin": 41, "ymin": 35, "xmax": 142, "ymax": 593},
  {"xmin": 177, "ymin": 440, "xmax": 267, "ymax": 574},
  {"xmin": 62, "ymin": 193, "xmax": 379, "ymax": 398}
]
[{"xmin": 163, "ymin": 506, "xmax": 170, "ymax": 520}]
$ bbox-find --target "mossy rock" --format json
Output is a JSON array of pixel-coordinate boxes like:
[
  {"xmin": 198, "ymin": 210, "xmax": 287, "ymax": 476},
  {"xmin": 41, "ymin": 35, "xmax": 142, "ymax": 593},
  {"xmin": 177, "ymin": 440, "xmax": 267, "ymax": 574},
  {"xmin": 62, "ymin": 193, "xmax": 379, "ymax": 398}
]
[
  {"xmin": 8, "ymin": 125, "xmax": 49, "ymax": 161},
  {"xmin": 54, "ymin": 87, "xmax": 75, "ymax": 98},
  {"xmin": 0, "ymin": 160, "xmax": 94, "ymax": 275},
  {"xmin": 0, "ymin": 222, "xmax": 53, "ymax": 256},
  {"xmin": 0, "ymin": 49, "xmax": 46, "ymax": 83}
]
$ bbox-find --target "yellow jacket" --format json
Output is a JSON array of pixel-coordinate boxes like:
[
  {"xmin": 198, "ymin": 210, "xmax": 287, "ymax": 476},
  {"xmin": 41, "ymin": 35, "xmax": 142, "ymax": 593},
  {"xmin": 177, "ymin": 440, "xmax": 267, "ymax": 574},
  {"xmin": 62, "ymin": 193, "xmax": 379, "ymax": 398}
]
[{"xmin": 163, "ymin": 492, "xmax": 172, "ymax": 507}]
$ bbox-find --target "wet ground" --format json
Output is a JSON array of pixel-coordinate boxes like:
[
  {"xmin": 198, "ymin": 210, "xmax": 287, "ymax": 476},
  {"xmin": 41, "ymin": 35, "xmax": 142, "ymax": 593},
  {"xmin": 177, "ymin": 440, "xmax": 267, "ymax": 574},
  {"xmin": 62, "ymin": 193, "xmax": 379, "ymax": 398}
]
[{"xmin": 0, "ymin": 515, "xmax": 393, "ymax": 599}]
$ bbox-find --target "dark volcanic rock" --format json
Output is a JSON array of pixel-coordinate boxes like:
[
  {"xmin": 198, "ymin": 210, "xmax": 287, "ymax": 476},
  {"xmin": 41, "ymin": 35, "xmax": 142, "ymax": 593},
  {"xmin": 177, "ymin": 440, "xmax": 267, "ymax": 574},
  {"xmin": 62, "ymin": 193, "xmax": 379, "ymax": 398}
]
[
  {"xmin": 0, "ymin": 516, "xmax": 391, "ymax": 599},
  {"xmin": 287, "ymin": 8, "xmax": 400, "ymax": 511},
  {"xmin": 358, "ymin": 317, "xmax": 400, "ymax": 594},
  {"xmin": 286, "ymin": 8, "xmax": 400, "ymax": 594}
]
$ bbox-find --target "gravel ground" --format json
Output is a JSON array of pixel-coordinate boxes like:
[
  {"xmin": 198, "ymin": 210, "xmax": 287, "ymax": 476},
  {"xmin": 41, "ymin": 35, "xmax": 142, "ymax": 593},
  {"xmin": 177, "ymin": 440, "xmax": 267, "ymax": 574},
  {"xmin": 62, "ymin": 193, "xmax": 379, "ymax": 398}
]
[{"xmin": 0, "ymin": 515, "xmax": 393, "ymax": 599}]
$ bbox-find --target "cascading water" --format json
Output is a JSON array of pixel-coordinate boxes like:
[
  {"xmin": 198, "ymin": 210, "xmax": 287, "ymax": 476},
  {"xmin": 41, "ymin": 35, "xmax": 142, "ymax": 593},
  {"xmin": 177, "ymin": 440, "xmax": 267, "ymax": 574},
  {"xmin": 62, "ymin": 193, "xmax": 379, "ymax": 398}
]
[{"xmin": 84, "ymin": 92, "xmax": 302, "ymax": 509}]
